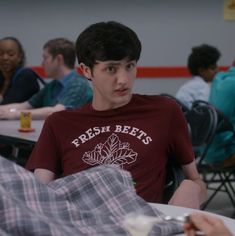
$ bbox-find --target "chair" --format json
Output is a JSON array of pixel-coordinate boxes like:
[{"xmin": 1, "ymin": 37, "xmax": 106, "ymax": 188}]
[
  {"xmin": 186, "ymin": 100, "xmax": 235, "ymax": 212},
  {"xmin": 186, "ymin": 102, "xmax": 217, "ymax": 148},
  {"xmin": 162, "ymin": 158, "xmax": 185, "ymax": 203}
]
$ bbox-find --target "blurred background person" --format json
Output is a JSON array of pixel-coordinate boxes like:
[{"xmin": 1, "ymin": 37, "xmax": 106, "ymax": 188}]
[
  {"xmin": 176, "ymin": 44, "xmax": 221, "ymax": 109},
  {"xmin": 0, "ymin": 38, "xmax": 93, "ymax": 120},
  {"xmin": 0, "ymin": 37, "xmax": 41, "ymax": 105},
  {"xmin": 204, "ymin": 59, "xmax": 235, "ymax": 167}
]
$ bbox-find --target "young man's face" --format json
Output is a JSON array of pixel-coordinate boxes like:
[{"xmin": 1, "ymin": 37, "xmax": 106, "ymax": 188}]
[
  {"xmin": 82, "ymin": 58, "xmax": 137, "ymax": 110},
  {"xmin": 42, "ymin": 48, "xmax": 59, "ymax": 78}
]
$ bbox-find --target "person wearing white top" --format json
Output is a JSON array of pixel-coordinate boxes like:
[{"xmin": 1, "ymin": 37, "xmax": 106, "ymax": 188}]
[{"xmin": 176, "ymin": 44, "xmax": 221, "ymax": 109}]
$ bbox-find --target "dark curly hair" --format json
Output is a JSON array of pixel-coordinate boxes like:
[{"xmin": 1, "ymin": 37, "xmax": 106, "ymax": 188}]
[
  {"xmin": 76, "ymin": 21, "xmax": 142, "ymax": 69},
  {"xmin": 187, "ymin": 44, "xmax": 221, "ymax": 76}
]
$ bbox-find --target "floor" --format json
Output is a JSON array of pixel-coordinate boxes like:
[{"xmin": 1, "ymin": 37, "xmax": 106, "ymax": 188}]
[{"xmin": 202, "ymin": 183, "xmax": 235, "ymax": 219}]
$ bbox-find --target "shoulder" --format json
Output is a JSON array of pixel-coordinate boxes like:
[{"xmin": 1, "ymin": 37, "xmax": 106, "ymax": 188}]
[
  {"xmin": 177, "ymin": 78, "xmax": 208, "ymax": 98},
  {"xmin": 132, "ymin": 94, "xmax": 180, "ymax": 111},
  {"xmin": 48, "ymin": 104, "xmax": 90, "ymax": 120},
  {"xmin": 215, "ymin": 67, "xmax": 235, "ymax": 82},
  {"xmin": 17, "ymin": 67, "xmax": 39, "ymax": 78},
  {"xmin": 183, "ymin": 77, "xmax": 207, "ymax": 88},
  {"xmin": 67, "ymin": 73, "xmax": 89, "ymax": 86},
  {"xmin": 12, "ymin": 67, "xmax": 39, "ymax": 84},
  {"xmin": 45, "ymin": 80, "xmax": 57, "ymax": 87},
  {"xmin": 47, "ymin": 106, "xmax": 88, "ymax": 124}
]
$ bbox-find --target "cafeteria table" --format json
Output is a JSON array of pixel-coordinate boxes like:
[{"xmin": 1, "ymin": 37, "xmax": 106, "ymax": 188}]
[{"xmin": 0, "ymin": 120, "xmax": 44, "ymax": 164}]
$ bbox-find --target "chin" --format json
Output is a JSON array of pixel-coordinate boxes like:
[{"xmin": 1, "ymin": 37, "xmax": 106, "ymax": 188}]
[{"xmin": 116, "ymin": 94, "xmax": 132, "ymax": 106}]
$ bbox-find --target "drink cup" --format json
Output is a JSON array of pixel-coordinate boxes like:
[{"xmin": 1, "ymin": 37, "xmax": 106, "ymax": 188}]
[{"xmin": 20, "ymin": 112, "xmax": 32, "ymax": 129}]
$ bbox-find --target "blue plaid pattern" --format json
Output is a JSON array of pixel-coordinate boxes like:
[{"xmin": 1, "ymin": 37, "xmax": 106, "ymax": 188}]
[{"xmin": 0, "ymin": 157, "xmax": 182, "ymax": 235}]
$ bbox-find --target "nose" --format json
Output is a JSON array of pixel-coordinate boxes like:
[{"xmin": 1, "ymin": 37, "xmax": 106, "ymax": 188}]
[
  {"xmin": 2, "ymin": 53, "xmax": 9, "ymax": 60},
  {"xmin": 116, "ymin": 69, "xmax": 129, "ymax": 85}
]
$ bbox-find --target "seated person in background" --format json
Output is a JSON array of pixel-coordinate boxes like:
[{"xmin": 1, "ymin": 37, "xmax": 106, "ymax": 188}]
[
  {"xmin": 26, "ymin": 21, "xmax": 206, "ymax": 208},
  {"xmin": 0, "ymin": 38, "xmax": 92, "ymax": 120},
  {"xmin": 184, "ymin": 212, "xmax": 232, "ymax": 236},
  {"xmin": 204, "ymin": 59, "xmax": 235, "ymax": 167},
  {"xmin": 176, "ymin": 44, "xmax": 221, "ymax": 109},
  {"xmin": 0, "ymin": 37, "xmax": 41, "ymax": 104}
]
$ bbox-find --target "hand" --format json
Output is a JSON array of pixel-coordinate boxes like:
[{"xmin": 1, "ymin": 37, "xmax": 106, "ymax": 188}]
[
  {"xmin": 0, "ymin": 108, "xmax": 19, "ymax": 120},
  {"xmin": 184, "ymin": 212, "xmax": 233, "ymax": 236},
  {"xmin": 168, "ymin": 179, "xmax": 201, "ymax": 209}
]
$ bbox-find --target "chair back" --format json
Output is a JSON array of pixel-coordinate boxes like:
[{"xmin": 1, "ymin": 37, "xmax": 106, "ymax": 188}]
[
  {"xmin": 188, "ymin": 100, "xmax": 235, "ymax": 164},
  {"xmin": 186, "ymin": 101, "xmax": 218, "ymax": 147}
]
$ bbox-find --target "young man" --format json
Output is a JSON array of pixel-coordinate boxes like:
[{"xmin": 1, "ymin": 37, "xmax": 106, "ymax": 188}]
[
  {"xmin": 26, "ymin": 22, "xmax": 206, "ymax": 208},
  {"xmin": 0, "ymin": 38, "xmax": 92, "ymax": 120},
  {"xmin": 176, "ymin": 44, "xmax": 221, "ymax": 109}
]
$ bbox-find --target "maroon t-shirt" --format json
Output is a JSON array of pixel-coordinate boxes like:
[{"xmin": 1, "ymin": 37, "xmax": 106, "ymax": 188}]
[{"xmin": 26, "ymin": 94, "xmax": 194, "ymax": 202}]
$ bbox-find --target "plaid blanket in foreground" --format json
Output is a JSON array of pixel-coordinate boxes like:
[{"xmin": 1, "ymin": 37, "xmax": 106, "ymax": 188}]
[{"xmin": 0, "ymin": 156, "xmax": 182, "ymax": 235}]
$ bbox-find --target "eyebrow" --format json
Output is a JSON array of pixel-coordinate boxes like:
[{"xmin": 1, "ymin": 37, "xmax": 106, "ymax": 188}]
[
  {"xmin": 96, "ymin": 60, "xmax": 134, "ymax": 66},
  {"xmin": 96, "ymin": 61, "xmax": 120, "ymax": 66}
]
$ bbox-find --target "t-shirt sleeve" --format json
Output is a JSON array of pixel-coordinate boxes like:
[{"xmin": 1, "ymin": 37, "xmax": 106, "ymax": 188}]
[
  {"xmin": 26, "ymin": 116, "xmax": 62, "ymax": 175},
  {"xmin": 57, "ymin": 78, "xmax": 92, "ymax": 109},
  {"xmin": 168, "ymin": 102, "xmax": 194, "ymax": 165}
]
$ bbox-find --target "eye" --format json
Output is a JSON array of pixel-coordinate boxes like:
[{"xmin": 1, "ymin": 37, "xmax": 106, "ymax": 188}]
[
  {"xmin": 126, "ymin": 62, "xmax": 136, "ymax": 70},
  {"xmin": 106, "ymin": 66, "xmax": 117, "ymax": 74}
]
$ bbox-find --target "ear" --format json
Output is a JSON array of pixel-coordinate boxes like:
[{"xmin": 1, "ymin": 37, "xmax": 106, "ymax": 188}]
[
  {"xmin": 56, "ymin": 54, "xmax": 64, "ymax": 64},
  {"xmin": 79, "ymin": 63, "xmax": 92, "ymax": 80}
]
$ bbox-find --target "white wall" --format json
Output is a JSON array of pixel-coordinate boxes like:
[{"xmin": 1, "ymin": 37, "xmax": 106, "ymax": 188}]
[{"xmin": 1, "ymin": 0, "xmax": 234, "ymax": 95}]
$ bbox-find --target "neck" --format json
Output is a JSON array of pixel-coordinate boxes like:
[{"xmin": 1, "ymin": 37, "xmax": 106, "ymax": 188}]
[
  {"xmin": 91, "ymin": 94, "xmax": 132, "ymax": 111},
  {"xmin": 54, "ymin": 67, "xmax": 73, "ymax": 79},
  {"xmin": 1, "ymin": 70, "xmax": 13, "ymax": 79}
]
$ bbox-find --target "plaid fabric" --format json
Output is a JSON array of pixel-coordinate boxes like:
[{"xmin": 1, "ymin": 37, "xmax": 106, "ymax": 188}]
[{"xmin": 0, "ymin": 156, "xmax": 182, "ymax": 235}]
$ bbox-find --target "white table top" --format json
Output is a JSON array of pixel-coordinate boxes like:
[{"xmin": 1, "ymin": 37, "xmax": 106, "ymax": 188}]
[
  {"xmin": 0, "ymin": 120, "xmax": 44, "ymax": 144},
  {"xmin": 151, "ymin": 203, "xmax": 235, "ymax": 235}
]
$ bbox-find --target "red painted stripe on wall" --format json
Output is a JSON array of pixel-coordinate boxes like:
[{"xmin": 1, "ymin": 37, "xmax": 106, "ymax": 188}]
[{"xmin": 31, "ymin": 66, "xmax": 230, "ymax": 79}]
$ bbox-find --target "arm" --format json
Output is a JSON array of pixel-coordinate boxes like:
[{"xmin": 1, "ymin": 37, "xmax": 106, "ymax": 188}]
[
  {"xmin": 34, "ymin": 168, "xmax": 57, "ymax": 184},
  {"xmin": 168, "ymin": 160, "xmax": 207, "ymax": 209},
  {"xmin": 0, "ymin": 101, "xmax": 31, "ymax": 110},
  {"xmin": 184, "ymin": 212, "xmax": 232, "ymax": 236},
  {"xmin": 0, "ymin": 101, "xmax": 32, "ymax": 119},
  {"xmin": 22, "ymin": 104, "xmax": 65, "ymax": 120},
  {"xmin": 26, "ymin": 115, "xmax": 63, "ymax": 180},
  {"xmin": 28, "ymin": 104, "xmax": 65, "ymax": 119},
  {"xmin": 175, "ymin": 85, "xmax": 192, "ymax": 109},
  {"xmin": 0, "ymin": 103, "xmax": 65, "ymax": 120}
]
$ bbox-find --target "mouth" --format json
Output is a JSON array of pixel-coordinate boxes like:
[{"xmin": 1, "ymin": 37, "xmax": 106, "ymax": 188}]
[
  {"xmin": 114, "ymin": 88, "xmax": 129, "ymax": 96},
  {"xmin": 0, "ymin": 63, "xmax": 12, "ymax": 70}
]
